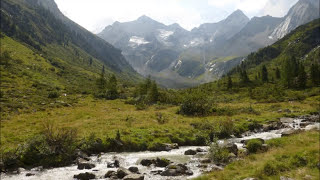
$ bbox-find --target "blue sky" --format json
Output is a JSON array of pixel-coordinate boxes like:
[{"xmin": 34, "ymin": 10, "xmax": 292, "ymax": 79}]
[{"xmin": 55, "ymin": 0, "xmax": 298, "ymax": 33}]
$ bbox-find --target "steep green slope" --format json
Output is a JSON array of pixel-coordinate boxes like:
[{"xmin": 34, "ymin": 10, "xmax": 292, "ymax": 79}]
[
  {"xmin": 230, "ymin": 18, "xmax": 320, "ymax": 83},
  {"xmin": 0, "ymin": 0, "xmax": 141, "ymax": 117}
]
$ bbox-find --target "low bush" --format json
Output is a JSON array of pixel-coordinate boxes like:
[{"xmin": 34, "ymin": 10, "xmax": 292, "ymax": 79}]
[
  {"xmin": 247, "ymin": 139, "xmax": 263, "ymax": 153},
  {"xmin": 48, "ymin": 91, "xmax": 59, "ymax": 98},
  {"xmin": 178, "ymin": 92, "xmax": 215, "ymax": 116},
  {"xmin": 209, "ymin": 141, "xmax": 230, "ymax": 164}
]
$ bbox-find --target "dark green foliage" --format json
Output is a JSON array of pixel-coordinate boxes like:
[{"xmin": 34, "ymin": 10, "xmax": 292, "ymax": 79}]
[
  {"xmin": 106, "ymin": 74, "xmax": 119, "ymax": 100},
  {"xmin": 147, "ymin": 81, "xmax": 159, "ymax": 103},
  {"xmin": 48, "ymin": 91, "xmax": 59, "ymax": 99},
  {"xmin": 261, "ymin": 65, "xmax": 268, "ymax": 82},
  {"xmin": 209, "ymin": 140, "xmax": 230, "ymax": 164},
  {"xmin": 282, "ymin": 56, "xmax": 298, "ymax": 88},
  {"xmin": 247, "ymin": 139, "xmax": 263, "ymax": 153},
  {"xmin": 297, "ymin": 64, "xmax": 307, "ymax": 89},
  {"xmin": 276, "ymin": 67, "xmax": 281, "ymax": 79},
  {"xmin": 310, "ymin": 63, "xmax": 320, "ymax": 86},
  {"xmin": 240, "ymin": 69, "xmax": 250, "ymax": 84},
  {"xmin": 18, "ymin": 121, "xmax": 78, "ymax": 168},
  {"xmin": 179, "ymin": 91, "xmax": 215, "ymax": 116},
  {"xmin": 227, "ymin": 76, "xmax": 232, "ymax": 89}
]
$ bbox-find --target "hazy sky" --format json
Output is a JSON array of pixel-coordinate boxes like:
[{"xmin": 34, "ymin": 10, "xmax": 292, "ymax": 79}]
[{"xmin": 54, "ymin": 0, "xmax": 298, "ymax": 33}]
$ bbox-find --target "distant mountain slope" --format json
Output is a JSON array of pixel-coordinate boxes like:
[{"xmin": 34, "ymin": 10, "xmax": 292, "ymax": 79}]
[
  {"xmin": 271, "ymin": 0, "xmax": 320, "ymax": 39},
  {"xmin": 97, "ymin": 0, "xmax": 319, "ymax": 88},
  {"xmin": 1, "ymin": 0, "xmax": 138, "ymax": 77},
  {"xmin": 0, "ymin": 0, "xmax": 140, "ymax": 117},
  {"xmin": 229, "ymin": 18, "xmax": 320, "ymax": 82}
]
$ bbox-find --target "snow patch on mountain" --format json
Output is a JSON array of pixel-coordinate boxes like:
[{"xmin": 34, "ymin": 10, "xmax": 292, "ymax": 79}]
[
  {"xmin": 158, "ymin": 29, "xmax": 174, "ymax": 40},
  {"xmin": 129, "ymin": 36, "xmax": 150, "ymax": 47}
]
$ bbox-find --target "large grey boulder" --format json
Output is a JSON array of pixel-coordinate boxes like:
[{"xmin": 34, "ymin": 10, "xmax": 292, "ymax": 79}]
[
  {"xmin": 77, "ymin": 158, "xmax": 95, "ymax": 170},
  {"xmin": 73, "ymin": 172, "xmax": 95, "ymax": 180},
  {"xmin": 117, "ymin": 167, "xmax": 132, "ymax": 179},
  {"xmin": 184, "ymin": 149, "xmax": 197, "ymax": 155}
]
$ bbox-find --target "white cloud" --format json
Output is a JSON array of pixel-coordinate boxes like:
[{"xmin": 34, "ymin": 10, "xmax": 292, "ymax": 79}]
[
  {"xmin": 54, "ymin": 0, "xmax": 298, "ymax": 33},
  {"xmin": 258, "ymin": 0, "xmax": 299, "ymax": 17},
  {"xmin": 208, "ymin": 0, "xmax": 268, "ymax": 17}
]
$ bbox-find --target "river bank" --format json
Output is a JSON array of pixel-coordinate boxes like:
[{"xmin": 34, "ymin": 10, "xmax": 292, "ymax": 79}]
[{"xmin": 1, "ymin": 114, "xmax": 319, "ymax": 180}]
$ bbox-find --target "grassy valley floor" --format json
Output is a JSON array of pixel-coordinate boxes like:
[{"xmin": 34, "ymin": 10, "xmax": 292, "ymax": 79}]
[
  {"xmin": 1, "ymin": 93, "xmax": 319, "ymax": 152},
  {"xmin": 195, "ymin": 130, "xmax": 320, "ymax": 180}
]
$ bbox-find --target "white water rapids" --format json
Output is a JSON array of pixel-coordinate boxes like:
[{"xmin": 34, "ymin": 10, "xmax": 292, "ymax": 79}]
[{"xmin": 1, "ymin": 118, "xmax": 319, "ymax": 180}]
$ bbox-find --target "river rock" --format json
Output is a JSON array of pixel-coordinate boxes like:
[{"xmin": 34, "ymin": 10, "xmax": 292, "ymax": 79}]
[
  {"xmin": 223, "ymin": 143, "xmax": 238, "ymax": 155},
  {"xmin": 107, "ymin": 159, "xmax": 120, "ymax": 168},
  {"xmin": 150, "ymin": 170, "xmax": 163, "ymax": 175},
  {"xmin": 75, "ymin": 149, "xmax": 90, "ymax": 161},
  {"xmin": 77, "ymin": 158, "xmax": 95, "ymax": 170},
  {"xmin": 196, "ymin": 148, "xmax": 207, "ymax": 152},
  {"xmin": 117, "ymin": 167, "xmax": 132, "ymax": 179},
  {"xmin": 105, "ymin": 170, "xmax": 116, "ymax": 178},
  {"xmin": 184, "ymin": 149, "xmax": 197, "ymax": 155},
  {"xmin": 161, "ymin": 164, "xmax": 193, "ymax": 176},
  {"xmin": 26, "ymin": 173, "xmax": 35, "ymax": 176},
  {"xmin": 155, "ymin": 158, "xmax": 170, "ymax": 167},
  {"xmin": 280, "ymin": 176, "xmax": 295, "ymax": 180},
  {"xmin": 140, "ymin": 159, "xmax": 153, "ymax": 166},
  {"xmin": 281, "ymin": 129, "xmax": 301, "ymax": 136},
  {"xmin": 123, "ymin": 174, "xmax": 144, "ymax": 180},
  {"xmin": 211, "ymin": 165, "xmax": 224, "ymax": 171},
  {"xmin": 200, "ymin": 158, "xmax": 211, "ymax": 163},
  {"xmin": 128, "ymin": 166, "xmax": 139, "ymax": 173},
  {"xmin": 73, "ymin": 172, "xmax": 95, "ymax": 180},
  {"xmin": 262, "ymin": 121, "xmax": 282, "ymax": 131},
  {"xmin": 280, "ymin": 117, "xmax": 295, "ymax": 124}
]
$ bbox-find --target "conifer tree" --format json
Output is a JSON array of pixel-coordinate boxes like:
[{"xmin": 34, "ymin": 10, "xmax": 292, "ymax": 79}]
[
  {"xmin": 240, "ymin": 69, "xmax": 250, "ymax": 84},
  {"xmin": 275, "ymin": 67, "xmax": 281, "ymax": 79},
  {"xmin": 310, "ymin": 63, "xmax": 320, "ymax": 86},
  {"xmin": 96, "ymin": 65, "xmax": 107, "ymax": 92},
  {"xmin": 107, "ymin": 74, "xmax": 119, "ymax": 99},
  {"xmin": 261, "ymin": 65, "xmax": 268, "ymax": 82},
  {"xmin": 147, "ymin": 80, "xmax": 159, "ymax": 103},
  {"xmin": 227, "ymin": 76, "xmax": 232, "ymax": 89},
  {"xmin": 297, "ymin": 64, "xmax": 307, "ymax": 89}
]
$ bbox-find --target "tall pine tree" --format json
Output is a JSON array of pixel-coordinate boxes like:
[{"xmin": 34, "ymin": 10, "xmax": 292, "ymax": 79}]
[
  {"xmin": 297, "ymin": 64, "xmax": 307, "ymax": 89},
  {"xmin": 310, "ymin": 63, "xmax": 320, "ymax": 86},
  {"xmin": 261, "ymin": 65, "xmax": 268, "ymax": 82}
]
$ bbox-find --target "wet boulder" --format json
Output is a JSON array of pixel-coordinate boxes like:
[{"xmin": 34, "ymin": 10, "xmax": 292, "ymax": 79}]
[
  {"xmin": 105, "ymin": 170, "xmax": 116, "ymax": 178},
  {"xmin": 200, "ymin": 158, "xmax": 211, "ymax": 163},
  {"xmin": 107, "ymin": 159, "xmax": 120, "ymax": 168},
  {"xmin": 117, "ymin": 167, "xmax": 132, "ymax": 179},
  {"xmin": 75, "ymin": 149, "xmax": 90, "ymax": 161},
  {"xmin": 224, "ymin": 143, "xmax": 238, "ymax": 156},
  {"xmin": 73, "ymin": 172, "xmax": 95, "ymax": 180},
  {"xmin": 155, "ymin": 158, "xmax": 170, "ymax": 167},
  {"xmin": 161, "ymin": 164, "xmax": 193, "ymax": 176},
  {"xmin": 128, "ymin": 166, "xmax": 139, "ymax": 173},
  {"xmin": 77, "ymin": 158, "xmax": 95, "ymax": 170},
  {"xmin": 123, "ymin": 174, "xmax": 144, "ymax": 180},
  {"xmin": 26, "ymin": 173, "xmax": 35, "ymax": 176},
  {"xmin": 281, "ymin": 129, "xmax": 301, "ymax": 136},
  {"xmin": 140, "ymin": 159, "xmax": 153, "ymax": 166},
  {"xmin": 184, "ymin": 149, "xmax": 197, "ymax": 155},
  {"xmin": 196, "ymin": 148, "xmax": 207, "ymax": 152},
  {"xmin": 211, "ymin": 165, "xmax": 224, "ymax": 171}
]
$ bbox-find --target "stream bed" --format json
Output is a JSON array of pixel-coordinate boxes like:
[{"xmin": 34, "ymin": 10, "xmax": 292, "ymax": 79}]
[{"xmin": 1, "ymin": 116, "xmax": 319, "ymax": 180}]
